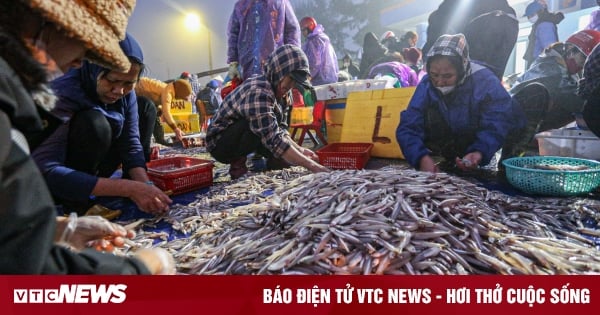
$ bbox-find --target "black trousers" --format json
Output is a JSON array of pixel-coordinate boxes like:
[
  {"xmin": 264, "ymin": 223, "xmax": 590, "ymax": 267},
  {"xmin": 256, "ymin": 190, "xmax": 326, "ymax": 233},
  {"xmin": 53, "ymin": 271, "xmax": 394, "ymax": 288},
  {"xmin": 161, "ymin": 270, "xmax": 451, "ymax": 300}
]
[
  {"xmin": 422, "ymin": 103, "xmax": 533, "ymax": 167},
  {"xmin": 66, "ymin": 101, "xmax": 155, "ymax": 177},
  {"xmin": 423, "ymin": 106, "xmax": 476, "ymax": 163},
  {"xmin": 209, "ymin": 119, "xmax": 273, "ymax": 164},
  {"xmin": 137, "ymin": 96, "xmax": 157, "ymax": 161}
]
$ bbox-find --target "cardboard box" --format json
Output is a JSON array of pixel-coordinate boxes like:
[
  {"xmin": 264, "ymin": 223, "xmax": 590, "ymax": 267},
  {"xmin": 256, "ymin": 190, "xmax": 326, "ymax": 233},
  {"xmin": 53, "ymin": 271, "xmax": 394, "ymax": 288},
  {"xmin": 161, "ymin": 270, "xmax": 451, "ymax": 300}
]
[
  {"xmin": 163, "ymin": 113, "xmax": 200, "ymax": 133},
  {"xmin": 169, "ymin": 99, "xmax": 194, "ymax": 114}
]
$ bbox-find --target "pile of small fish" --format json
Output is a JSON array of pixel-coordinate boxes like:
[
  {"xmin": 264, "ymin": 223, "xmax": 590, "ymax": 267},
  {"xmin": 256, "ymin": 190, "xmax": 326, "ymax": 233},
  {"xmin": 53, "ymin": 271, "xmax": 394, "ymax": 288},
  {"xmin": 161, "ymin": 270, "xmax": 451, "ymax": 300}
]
[
  {"xmin": 122, "ymin": 167, "xmax": 600, "ymax": 275},
  {"xmin": 525, "ymin": 164, "xmax": 592, "ymax": 171}
]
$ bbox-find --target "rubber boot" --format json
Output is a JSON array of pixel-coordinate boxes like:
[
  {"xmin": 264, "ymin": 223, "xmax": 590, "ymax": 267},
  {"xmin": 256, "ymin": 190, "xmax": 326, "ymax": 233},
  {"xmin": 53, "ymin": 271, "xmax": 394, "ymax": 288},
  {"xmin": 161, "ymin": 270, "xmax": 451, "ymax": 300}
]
[{"xmin": 229, "ymin": 156, "xmax": 248, "ymax": 180}]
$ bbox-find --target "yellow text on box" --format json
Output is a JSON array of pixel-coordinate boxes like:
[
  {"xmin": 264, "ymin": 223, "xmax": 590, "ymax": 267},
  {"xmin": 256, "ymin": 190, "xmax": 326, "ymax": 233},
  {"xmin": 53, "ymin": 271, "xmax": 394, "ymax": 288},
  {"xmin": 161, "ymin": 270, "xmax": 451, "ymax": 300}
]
[
  {"xmin": 170, "ymin": 99, "xmax": 194, "ymax": 114},
  {"xmin": 163, "ymin": 113, "xmax": 200, "ymax": 133}
]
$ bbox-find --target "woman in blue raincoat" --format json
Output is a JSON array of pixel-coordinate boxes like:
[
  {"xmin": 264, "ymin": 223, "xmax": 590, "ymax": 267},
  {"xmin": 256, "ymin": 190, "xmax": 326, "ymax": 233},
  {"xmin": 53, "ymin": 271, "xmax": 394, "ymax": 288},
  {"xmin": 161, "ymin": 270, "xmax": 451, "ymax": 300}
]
[
  {"xmin": 396, "ymin": 34, "xmax": 527, "ymax": 173},
  {"xmin": 32, "ymin": 34, "xmax": 172, "ymax": 215}
]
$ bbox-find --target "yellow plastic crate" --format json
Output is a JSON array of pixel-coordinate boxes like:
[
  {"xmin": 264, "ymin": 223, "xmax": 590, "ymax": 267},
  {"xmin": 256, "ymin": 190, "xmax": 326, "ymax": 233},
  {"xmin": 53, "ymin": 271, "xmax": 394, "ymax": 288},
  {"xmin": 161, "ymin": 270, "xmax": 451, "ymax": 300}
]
[
  {"xmin": 290, "ymin": 106, "xmax": 313, "ymax": 125},
  {"xmin": 163, "ymin": 113, "xmax": 200, "ymax": 133}
]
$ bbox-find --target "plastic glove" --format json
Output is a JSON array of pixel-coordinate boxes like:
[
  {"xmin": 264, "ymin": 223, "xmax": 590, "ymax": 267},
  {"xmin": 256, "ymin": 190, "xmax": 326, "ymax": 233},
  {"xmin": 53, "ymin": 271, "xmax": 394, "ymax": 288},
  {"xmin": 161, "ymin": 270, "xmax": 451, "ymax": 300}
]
[
  {"xmin": 228, "ymin": 61, "xmax": 240, "ymax": 79},
  {"xmin": 57, "ymin": 213, "xmax": 135, "ymax": 252},
  {"xmin": 133, "ymin": 248, "xmax": 176, "ymax": 275}
]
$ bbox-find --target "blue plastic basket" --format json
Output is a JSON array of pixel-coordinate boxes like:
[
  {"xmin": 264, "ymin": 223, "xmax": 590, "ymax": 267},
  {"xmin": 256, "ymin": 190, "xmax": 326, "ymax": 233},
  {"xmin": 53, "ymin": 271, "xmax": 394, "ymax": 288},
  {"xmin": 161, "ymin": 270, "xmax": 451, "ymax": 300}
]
[{"xmin": 502, "ymin": 156, "xmax": 600, "ymax": 196}]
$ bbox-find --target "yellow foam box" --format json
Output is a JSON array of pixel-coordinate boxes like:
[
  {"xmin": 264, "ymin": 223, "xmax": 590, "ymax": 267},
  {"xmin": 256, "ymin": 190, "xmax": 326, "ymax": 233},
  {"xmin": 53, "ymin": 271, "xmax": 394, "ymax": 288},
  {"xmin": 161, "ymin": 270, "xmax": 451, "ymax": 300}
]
[
  {"xmin": 170, "ymin": 99, "xmax": 194, "ymax": 114},
  {"xmin": 163, "ymin": 113, "xmax": 200, "ymax": 133},
  {"xmin": 324, "ymin": 99, "xmax": 347, "ymax": 143},
  {"xmin": 290, "ymin": 106, "xmax": 313, "ymax": 125},
  {"xmin": 339, "ymin": 87, "xmax": 415, "ymax": 159}
]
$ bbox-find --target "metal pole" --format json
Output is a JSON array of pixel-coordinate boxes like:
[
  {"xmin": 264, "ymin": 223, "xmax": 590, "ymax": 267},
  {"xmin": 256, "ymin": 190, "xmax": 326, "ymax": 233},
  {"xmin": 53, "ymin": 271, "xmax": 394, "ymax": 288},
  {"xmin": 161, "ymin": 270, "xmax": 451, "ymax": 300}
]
[{"xmin": 208, "ymin": 30, "xmax": 213, "ymax": 71}]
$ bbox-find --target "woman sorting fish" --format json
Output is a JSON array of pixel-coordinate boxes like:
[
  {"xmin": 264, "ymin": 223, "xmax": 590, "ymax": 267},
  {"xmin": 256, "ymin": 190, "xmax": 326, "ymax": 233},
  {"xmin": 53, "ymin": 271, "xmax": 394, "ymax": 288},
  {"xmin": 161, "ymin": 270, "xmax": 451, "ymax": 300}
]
[
  {"xmin": 396, "ymin": 34, "xmax": 529, "ymax": 173},
  {"xmin": 206, "ymin": 45, "xmax": 329, "ymax": 179}
]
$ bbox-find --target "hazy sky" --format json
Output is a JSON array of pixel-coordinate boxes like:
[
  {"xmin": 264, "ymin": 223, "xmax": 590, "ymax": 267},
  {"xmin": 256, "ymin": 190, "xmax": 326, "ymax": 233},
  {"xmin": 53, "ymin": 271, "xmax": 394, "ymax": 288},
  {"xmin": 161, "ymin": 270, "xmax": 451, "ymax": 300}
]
[{"xmin": 128, "ymin": 0, "xmax": 237, "ymax": 81}]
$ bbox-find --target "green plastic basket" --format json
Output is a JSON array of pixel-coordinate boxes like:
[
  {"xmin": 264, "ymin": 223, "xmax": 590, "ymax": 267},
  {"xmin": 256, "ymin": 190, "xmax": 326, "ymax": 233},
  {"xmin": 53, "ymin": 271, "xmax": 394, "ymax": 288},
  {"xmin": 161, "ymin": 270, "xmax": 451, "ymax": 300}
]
[{"xmin": 502, "ymin": 156, "xmax": 600, "ymax": 196}]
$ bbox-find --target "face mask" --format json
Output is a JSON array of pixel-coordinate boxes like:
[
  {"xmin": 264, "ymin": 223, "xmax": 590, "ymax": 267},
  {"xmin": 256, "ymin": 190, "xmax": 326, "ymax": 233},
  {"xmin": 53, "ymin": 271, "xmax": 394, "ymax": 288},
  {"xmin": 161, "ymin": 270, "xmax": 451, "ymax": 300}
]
[
  {"xmin": 528, "ymin": 15, "xmax": 538, "ymax": 24},
  {"xmin": 565, "ymin": 58, "xmax": 583, "ymax": 74},
  {"xmin": 343, "ymin": 61, "xmax": 350, "ymax": 68},
  {"xmin": 436, "ymin": 85, "xmax": 456, "ymax": 95}
]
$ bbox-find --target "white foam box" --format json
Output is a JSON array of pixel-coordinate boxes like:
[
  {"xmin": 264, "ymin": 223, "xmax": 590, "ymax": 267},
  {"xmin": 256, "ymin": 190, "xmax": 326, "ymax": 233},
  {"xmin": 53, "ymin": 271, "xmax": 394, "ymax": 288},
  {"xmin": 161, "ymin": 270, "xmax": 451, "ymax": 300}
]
[
  {"xmin": 535, "ymin": 128, "xmax": 600, "ymax": 160},
  {"xmin": 314, "ymin": 80, "xmax": 387, "ymax": 101},
  {"xmin": 315, "ymin": 82, "xmax": 349, "ymax": 100}
]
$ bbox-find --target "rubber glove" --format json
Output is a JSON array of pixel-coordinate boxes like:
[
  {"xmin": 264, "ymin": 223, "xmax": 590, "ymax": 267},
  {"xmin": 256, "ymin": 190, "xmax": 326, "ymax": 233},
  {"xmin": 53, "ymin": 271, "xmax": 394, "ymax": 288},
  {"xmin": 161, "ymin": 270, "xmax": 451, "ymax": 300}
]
[{"xmin": 57, "ymin": 213, "xmax": 135, "ymax": 252}]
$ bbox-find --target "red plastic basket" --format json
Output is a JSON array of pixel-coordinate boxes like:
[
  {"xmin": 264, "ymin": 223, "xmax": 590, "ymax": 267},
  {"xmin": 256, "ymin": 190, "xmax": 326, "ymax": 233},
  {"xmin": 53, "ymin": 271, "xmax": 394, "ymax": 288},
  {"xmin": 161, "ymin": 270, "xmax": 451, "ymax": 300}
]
[
  {"xmin": 147, "ymin": 156, "xmax": 213, "ymax": 195},
  {"xmin": 316, "ymin": 143, "xmax": 374, "ymax": 169}
]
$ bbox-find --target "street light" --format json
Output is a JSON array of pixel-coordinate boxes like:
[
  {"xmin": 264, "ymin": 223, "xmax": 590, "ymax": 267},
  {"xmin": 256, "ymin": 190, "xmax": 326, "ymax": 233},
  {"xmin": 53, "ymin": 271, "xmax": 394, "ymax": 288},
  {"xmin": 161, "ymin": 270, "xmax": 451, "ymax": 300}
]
[
  {"xmin": 207, "ymin": 27, "xmax": 213, "ymax": 71},
  {"xmin": 184, "ymin": 12, "xmax": 200, "ymax": 32}
]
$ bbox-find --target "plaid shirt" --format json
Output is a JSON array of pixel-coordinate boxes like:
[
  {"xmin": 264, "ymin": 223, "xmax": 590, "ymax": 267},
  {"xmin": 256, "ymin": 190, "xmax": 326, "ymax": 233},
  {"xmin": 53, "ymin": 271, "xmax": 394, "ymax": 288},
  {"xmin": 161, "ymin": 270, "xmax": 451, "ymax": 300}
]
[
  {"xmin": 206, "ymin": 77, "xmax": 291, "ymax": 157},
  {"xmin": 578, "ymin": 43, "xmax": 600, "ymax": 99},
  {"xmin": 207, "ymin": 44, "xmax": 310, "ymax": 158}
]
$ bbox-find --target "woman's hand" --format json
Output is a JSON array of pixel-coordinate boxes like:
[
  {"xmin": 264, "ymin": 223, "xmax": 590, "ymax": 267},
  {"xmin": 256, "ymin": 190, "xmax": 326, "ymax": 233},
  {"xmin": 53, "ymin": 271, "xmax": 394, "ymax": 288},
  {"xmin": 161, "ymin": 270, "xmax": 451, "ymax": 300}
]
[
  {"xmin": 127, "ymin": 181, "xmax": 172, "ymax": 215},
  {"xmin": 174, "ymin": 127, "xmax": 185, "ymax": 142},
  {"xmin": 455, "ymin": 151, "xmax": 482, "ymax": 171},
  {"xmin": 299, "ymin": 147, "xmax": 320, "ymax": 162},
  {"xmin": 419, "ymin": 155, "xmax": 440, "ymax": 173}
]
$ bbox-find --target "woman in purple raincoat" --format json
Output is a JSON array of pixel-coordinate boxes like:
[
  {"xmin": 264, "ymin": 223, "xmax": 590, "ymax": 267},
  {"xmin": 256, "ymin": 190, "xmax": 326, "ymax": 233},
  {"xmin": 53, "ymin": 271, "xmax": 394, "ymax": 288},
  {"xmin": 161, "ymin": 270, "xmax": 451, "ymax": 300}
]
[{"xmin": 300, "ymin": 16, "xmax": 339, "ymax": 85}]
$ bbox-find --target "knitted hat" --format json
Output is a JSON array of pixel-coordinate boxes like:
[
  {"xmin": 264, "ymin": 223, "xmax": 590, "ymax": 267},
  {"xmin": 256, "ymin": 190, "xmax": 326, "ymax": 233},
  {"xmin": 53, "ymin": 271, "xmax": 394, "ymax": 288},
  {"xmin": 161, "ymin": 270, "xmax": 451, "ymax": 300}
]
[
  {"xmin": 427, "ymin": 34, "xmax": 469, "ymax": 61},
  {"xmin": 27, "ymin": 0, "xmax": 136, "ymax": 72},
  {"xmin": 173, "ymin": 79, "xmax": 193, "ymax": 99},
  {"xmin": 566, "ymin": 29, "xmax": 600, "ymax": 56},
  {"xmin": 427, "ymin": 34, "xmax": 471, "ymax": 84}
]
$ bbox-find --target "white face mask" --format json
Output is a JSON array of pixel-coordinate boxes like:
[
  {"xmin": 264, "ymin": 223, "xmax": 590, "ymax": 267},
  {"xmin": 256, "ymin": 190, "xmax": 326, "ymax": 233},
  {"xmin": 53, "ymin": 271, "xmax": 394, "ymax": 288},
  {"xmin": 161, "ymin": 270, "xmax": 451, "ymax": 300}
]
[
  {"xmin": 528, "ymin": 15, "xmax": 538, "ymax": 24},
  {"xmin": 436, "ymin": 85, "xmax": 456, "ymax": 95}
]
